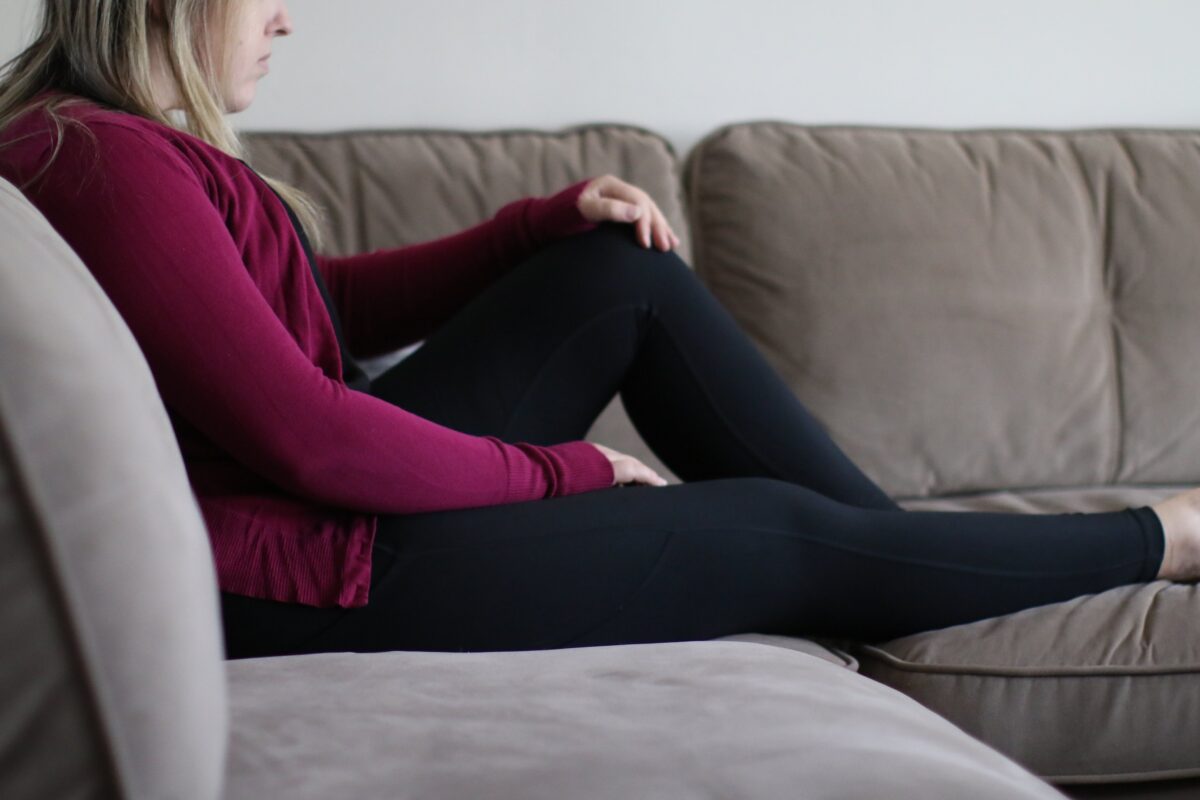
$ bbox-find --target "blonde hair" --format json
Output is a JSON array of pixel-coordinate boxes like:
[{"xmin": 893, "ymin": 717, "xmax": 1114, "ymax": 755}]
[{"xmin": 0, "ymin": 0, "xmax": 326, "ymax": 249}]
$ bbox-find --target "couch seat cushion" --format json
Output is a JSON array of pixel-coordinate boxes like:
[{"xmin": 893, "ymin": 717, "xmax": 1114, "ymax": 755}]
[
  {"xmin": 714, "ymin": 631, "xmax": 860, "ymax": 669},
  {"xmin": 845, "ymin": 487, "xmax": 1200, "ymax": 786},
  {"xmin": 853, "ymin": 580, "xmax": 1200, "ymax": 784},
  {"xmin": 895, "ymin": 484, "xmax": 1185, "ymax": 514},
  {"xmin": 224, "ymin": 640, "xmax": 1065, "ymax": 799}
]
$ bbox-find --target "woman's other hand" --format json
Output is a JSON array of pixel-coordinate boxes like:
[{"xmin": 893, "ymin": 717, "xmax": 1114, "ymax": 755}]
[
  {"xmin": 590, "ymin": 442, "xmax": 670, "ymax": 487},
  {"xmin": 575, "ymin": 174, "xmax": 681, "ymax": 252}
]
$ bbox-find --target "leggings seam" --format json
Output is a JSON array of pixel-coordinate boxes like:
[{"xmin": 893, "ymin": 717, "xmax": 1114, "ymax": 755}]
[
  {"xmin": 644, "ymin": 305, "xmax": 794, "ymax": 481},
  {"xmin": 499, "ymin": 303, "xmax": 643, "ymax": 441},
  {"xmin": 555, "ymin": 529, "xmax": 677, "ymax": 648},
  {"xmin": 388, "ymin": 516, "xmax": 1146, "ymax": 587},
  {"xmin": 670, "ymin": 523, "xmax": 1149, "ymax": 580}
]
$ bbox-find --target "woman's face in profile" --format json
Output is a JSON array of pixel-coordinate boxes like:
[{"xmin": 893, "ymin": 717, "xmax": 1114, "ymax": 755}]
[{"xmin": 220, "ymin": 0, "xmax": 293, "ymax": 113}]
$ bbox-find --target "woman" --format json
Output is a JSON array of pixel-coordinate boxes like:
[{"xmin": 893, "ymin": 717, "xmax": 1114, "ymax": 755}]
[{"xmin": 0, "ymin": 0, "xmax": 1195, "ymax": 660}]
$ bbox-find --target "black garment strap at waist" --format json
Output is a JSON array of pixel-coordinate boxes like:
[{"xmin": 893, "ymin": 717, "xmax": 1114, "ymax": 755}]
[{"xmin": 239, "ymin": 159, "xmax": 370, "ymax": 393}]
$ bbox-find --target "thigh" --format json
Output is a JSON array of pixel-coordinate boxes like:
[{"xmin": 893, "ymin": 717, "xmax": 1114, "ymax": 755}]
[
  {"xmin": 221, "ymin": 476, "xmax": 1159, "ymax": 657},
  {"xmin": 270, "ymin": 476, "xmax": 838, "ymax": 655},
  {"xmin": 282, "ymin": 480, "xmax": 1161, "ymax": 653},
  {"xmin": 366, "ymin": 222, "xmax": 683, "ymax": 443}
]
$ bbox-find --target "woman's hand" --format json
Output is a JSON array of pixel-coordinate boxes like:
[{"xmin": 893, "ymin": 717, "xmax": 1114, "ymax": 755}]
[
  {"xmin": 590, "ymin": 442, "xmax": 670, "ymax": 487},
  {"xmin": 576, "ymin": 174, "xmax": 682, "ymax": 252}
]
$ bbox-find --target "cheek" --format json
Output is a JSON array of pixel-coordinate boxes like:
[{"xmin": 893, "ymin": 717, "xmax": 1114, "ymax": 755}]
[{"xmin": 235, "ymin": 56, "xmax": 260, "ymax": 88}]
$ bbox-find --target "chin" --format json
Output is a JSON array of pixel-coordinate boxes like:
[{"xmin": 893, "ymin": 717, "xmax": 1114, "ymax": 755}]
[{"xmin": 223, "ymin": 92, "xmax": 255, "ymax": 115}]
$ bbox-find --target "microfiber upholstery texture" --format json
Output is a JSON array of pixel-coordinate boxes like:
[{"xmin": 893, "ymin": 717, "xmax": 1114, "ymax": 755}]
[
  {"xmin": 0, "ymin": 176, "xmax": 229, "ymax": 800},
  {"xmin": 223, "ymin": 641, "xmax": 1067, "ymax": 800},
  {"xmin": 685, "ymin": 123, "xmax": 1200, "ymax": 499},
  {"xmin": 852, "ymin": 581, "xmax": 1200, "ymax": 784}
]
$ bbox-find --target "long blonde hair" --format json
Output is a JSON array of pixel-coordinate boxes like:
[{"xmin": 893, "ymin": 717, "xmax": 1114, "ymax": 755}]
[{"xmin": 0, "ymin": 0, "xmax": 326, "ymax": 249}]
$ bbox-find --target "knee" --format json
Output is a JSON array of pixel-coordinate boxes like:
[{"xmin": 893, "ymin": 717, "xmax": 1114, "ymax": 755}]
[{"xmin": 566, "ymin": 222, "xmax": 696, "ymax": 289}]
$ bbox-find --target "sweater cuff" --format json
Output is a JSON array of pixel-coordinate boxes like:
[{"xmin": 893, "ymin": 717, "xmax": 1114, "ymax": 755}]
[
  {"xmin": 514, "ymin": 439, "xmax": 613, "ymax": 497},
  {"xmin": 545, "ymin": 440, "xmax": 616, "ymax": 495},
  {"xmin": 526, "ymin": 178, "xmax": 599, "ymax": 242}
]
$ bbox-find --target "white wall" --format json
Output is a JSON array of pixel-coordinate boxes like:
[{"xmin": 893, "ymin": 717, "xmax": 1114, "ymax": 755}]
[{"xmin": 3, "ymin": 0, "xmax": 1199, "ymax": 157}]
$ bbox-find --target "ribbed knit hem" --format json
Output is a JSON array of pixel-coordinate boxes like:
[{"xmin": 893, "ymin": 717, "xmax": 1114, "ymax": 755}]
[
  {"xmin": 544, "ymin": 440, "xmax": 615, "ymax": 496},
  {"xmin": 1128, "ymin": 505, "xmax": 1167, "ymax": 582},
  {"xmin": 338, "ymin": 515, "xmax": 377, "ymax": 608},
  {"xmin": 528, "ymin": 178, "xmax": 599, "ymax": 241},
  {"xmin": 204, "ymin": 500, "xmax": 378, "ymax": 610}
]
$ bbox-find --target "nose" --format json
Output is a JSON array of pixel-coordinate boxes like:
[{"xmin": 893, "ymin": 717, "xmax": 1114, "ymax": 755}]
[{"xmin": 272, "ymin": 2, "xmax": 294, "ymax": 36}]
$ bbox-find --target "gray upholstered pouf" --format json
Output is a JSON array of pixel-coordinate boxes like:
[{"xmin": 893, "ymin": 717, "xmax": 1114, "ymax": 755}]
[{"xmin": 224, "ymin": 640, "xmax": 1067, "ymax": 800}]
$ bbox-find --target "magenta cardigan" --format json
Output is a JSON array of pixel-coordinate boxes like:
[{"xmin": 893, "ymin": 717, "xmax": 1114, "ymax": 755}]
[{"xmin": 0, "ymin": 91, "xmax": 616, "ymax": 608}]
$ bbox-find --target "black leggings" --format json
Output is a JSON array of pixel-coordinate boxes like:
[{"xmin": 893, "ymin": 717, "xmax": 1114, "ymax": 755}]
[{"xmin": 219, "ymin": 223, "xmax": 1166, "ymax": 659}]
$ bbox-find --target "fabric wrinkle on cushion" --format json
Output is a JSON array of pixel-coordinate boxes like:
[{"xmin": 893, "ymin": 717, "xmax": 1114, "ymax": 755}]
[{"xmin": 851, "ymin": 581, "xmax": 1200, "ymax": 783}]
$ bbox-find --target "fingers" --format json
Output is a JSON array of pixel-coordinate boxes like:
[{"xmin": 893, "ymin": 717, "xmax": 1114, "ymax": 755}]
[
  {"xmin": 650, "ymin": 206, "xmax": 676, "ymax": 251},
  {"xmin": 623, "ymin": 457, "xmax": 669, "ymax": 487},
  {"xmin": 634, "ymin": 202, "xmax": 678, "ymax": 251},
  {"xmin": 600, "ymin": 444, "xmax": 669, "ymax": 487},
  {"xmin": 594, "ymin": 196, "xmax": 642, "ymax": 223},
  {"xmin": 641, "ymin": 199, "xmax": 678, "ymax": 251},
  {"xmin": 644, "ymin": 470, "xmax": 669, "ymax": 487},
  {"xmin": 595, "ymin": 174, "xmax": 643, "ymax": 206},
  {"xmin": 638, "ymin": 210, "xmax": 653, "ymax": 248},
  {"xmin": 666, "ymin": 219, "xmax": 681, "ymax": 250},
  {"xmin": 583, "ymin": 175, "xmax": 679, "ymax": 252}
]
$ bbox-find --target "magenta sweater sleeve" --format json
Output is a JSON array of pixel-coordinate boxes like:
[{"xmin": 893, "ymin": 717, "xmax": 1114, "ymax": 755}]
[
  {"xmin": 316, "ymin": 179, "xmax": 598, "ymax": 358},
  {"xmin": 25, "ymin": 122, "xmax": 615, "ymax": 513}
]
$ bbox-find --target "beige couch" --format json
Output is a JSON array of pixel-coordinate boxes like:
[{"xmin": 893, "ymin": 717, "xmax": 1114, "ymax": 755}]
[{"xmin": 1, "ymin": 119, "xmax": 1196, "ymax": 799}]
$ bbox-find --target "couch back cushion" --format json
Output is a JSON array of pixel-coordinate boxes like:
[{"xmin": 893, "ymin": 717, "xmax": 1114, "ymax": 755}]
[
  {"xmin": 687, "ymin": 123, "xmax": 1200, "ymax": 498},
  {"xmin": 242, "ymin": 123, "xmax": 689, "ymax": 262},
  {"xmin": 0, "ymin": 177, "xmax": 228, "ymax": 800}
]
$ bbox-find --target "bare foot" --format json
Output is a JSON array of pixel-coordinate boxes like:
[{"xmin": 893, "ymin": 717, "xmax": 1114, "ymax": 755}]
[{"xmin": 1149, "ymin": 488, "xmax": 1200, "ymax": 581}]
